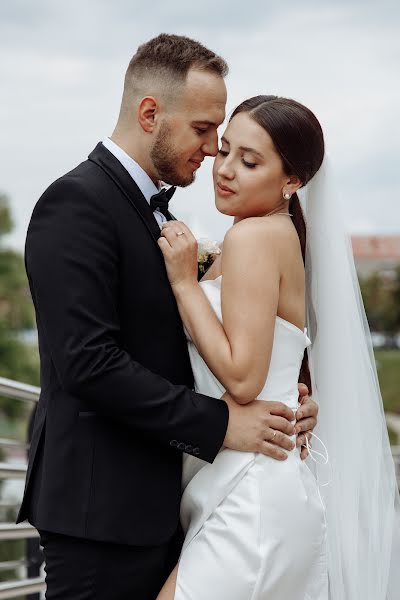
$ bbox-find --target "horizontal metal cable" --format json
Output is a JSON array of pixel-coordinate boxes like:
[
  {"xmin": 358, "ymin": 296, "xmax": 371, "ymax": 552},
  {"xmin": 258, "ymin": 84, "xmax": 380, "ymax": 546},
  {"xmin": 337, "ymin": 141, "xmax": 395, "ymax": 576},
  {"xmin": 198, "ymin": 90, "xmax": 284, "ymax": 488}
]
[
  {"xmin": 0, "ymin": 438, "xmax": 28, "ymax": 450},
  {"xmin": 0, "ymin": 560, "xmax": 26, "ymax": 571},
  {"xmin": 0, "ymin": 523, "xmax": 39, "ymax": 541},
  {"xmin": 0, "ymin": 376, "xmax": 40, "ymax": 402},
  {"xmin": 0, "ymin": 577, "xmax": 45, "ymax": 599},
  {"xmin": 0, "ymin": 463, "xmax": 27, "ymax": 479}
]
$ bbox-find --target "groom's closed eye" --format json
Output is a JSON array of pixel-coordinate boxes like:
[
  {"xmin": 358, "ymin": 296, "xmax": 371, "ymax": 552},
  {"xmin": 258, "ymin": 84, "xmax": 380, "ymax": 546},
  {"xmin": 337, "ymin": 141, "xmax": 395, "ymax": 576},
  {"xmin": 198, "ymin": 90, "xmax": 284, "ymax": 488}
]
[{"xmin": 192, "ymin": 119, "xmax": 220, "ymax": 135}]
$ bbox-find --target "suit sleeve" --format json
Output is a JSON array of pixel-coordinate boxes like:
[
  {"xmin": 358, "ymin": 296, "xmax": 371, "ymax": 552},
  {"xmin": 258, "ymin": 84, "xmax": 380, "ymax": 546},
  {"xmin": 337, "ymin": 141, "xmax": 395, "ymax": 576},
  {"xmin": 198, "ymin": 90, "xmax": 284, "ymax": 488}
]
[{"xmin": 26, "ymin": 176, "xmax": 228, "ymax": 463}]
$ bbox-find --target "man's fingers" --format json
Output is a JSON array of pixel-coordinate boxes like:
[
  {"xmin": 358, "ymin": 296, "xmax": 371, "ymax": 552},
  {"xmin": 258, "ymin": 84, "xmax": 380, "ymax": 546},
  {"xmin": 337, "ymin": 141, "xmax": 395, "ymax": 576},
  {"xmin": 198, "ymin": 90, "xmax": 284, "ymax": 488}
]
[
  {"xmin": 296, "ymin": 397, "xmax": 318, "ymax": 420},
  {"xmin": 259, "ymin": 441, "xmax": 288, "ymax": 461},
  {"xmin": 269, "ymin": 415, "xmax": 296, "ymax": 436},
  {"xmin": 300, "ymin": 446, "xmax": 309, "ymax": 460},
  {"xmin": 295, "ymin": 417, "xmax": 317, "ymax": 434},
  {"xmin": 298, "ymin": 383, "xmax": 309, "ymax": 397},
  {"xmin": 296, "ymin": 432, "xmax": 312, "ymax": 448},
  {"xmin": 266, "ymin": 401, "xmax": 295, "ymax": 421},
  {"xmin": 298, "ymin": 393, "xmax": 309, "ymax": 406},
  {"xmin": 266, "ymin": 430, "xmax": 295, "ymax": 452}
]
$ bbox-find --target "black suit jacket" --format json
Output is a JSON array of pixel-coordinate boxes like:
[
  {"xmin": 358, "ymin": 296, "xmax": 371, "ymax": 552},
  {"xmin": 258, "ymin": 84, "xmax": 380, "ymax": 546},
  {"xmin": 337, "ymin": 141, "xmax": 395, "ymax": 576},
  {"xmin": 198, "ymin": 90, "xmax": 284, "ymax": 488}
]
[{"xmin": 17, "ymin": 143, "xmax": 228, "ymax": 546}]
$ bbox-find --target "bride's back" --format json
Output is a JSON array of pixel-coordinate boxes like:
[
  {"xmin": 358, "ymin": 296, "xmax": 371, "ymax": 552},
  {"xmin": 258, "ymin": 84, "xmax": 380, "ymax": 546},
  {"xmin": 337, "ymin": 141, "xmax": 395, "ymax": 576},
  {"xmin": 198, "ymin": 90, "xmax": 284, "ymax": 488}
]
[
  {"xmin": 207, "ymin": 215, "xmax": 305, "ymax": 333},
  {"xmin": 272, "ymin": 216, "xmax": 306, "ymax": 332}
]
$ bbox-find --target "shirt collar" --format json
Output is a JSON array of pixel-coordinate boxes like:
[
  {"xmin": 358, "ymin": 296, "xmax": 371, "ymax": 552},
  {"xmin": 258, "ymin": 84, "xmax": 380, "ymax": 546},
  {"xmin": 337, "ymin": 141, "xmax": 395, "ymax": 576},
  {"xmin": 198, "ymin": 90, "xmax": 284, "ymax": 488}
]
[{"xmin": 102, "ymin": 137, "xmax": 160, "ymax": 203}]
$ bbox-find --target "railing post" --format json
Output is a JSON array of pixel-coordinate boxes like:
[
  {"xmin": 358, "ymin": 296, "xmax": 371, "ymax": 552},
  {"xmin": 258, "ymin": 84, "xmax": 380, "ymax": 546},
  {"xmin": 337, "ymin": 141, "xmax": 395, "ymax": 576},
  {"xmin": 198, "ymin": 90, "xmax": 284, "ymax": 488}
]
[{"xmin": 0, "ymin": 376, "xmax": 44, "ymax": 598}]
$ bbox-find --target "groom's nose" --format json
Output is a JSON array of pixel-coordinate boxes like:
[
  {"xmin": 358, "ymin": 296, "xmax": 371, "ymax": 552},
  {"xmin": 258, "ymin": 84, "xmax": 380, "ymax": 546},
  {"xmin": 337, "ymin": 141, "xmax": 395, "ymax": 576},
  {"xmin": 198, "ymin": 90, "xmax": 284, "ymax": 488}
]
[{"xmin": 201, "ymin": 130, "xmax": 219, "ymax": 157}]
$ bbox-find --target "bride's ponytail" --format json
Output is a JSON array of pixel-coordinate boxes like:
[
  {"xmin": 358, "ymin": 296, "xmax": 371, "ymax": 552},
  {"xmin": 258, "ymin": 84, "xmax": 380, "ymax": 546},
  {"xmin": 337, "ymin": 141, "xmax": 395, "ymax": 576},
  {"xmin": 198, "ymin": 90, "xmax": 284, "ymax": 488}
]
[
  {"xmin": 290, "ymin": 193, "xmax": 312, "ymax": 392},
  {"xmin": 290, "ymin": 193, "xmax": 306, "ymax": 263}
]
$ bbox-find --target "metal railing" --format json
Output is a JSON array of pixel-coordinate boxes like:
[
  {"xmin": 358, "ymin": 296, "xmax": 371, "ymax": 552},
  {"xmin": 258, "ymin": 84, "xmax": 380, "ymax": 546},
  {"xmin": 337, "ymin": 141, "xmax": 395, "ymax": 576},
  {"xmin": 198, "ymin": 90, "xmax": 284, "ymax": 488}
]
[
  {"xmin": 392, "ymin": 446, "xmax": 400, "ymax": 485},
  {"xmin": 0, "ymin": 374, "xmax": 400, "ymax": 599},
  {"xmin": 0, "ymin": 376, "xmax": 44, "ymax": 598}
]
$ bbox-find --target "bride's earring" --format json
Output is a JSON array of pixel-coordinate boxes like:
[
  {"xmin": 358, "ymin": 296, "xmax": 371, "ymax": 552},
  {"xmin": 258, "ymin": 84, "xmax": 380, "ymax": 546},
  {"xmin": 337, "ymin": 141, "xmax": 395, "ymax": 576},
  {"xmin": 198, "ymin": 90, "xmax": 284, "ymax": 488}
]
[{"xmin": 283, "ymin": 191, "xmax": 292, "ymax": 200}]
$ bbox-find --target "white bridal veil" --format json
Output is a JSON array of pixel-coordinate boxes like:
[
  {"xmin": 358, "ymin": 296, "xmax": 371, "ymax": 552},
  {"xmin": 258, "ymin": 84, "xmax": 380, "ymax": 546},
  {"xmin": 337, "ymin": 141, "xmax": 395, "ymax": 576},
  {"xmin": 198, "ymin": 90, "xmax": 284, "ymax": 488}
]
[{"xmin": 300, "ymin": 156, "xmax": 400, "ymax": 599}]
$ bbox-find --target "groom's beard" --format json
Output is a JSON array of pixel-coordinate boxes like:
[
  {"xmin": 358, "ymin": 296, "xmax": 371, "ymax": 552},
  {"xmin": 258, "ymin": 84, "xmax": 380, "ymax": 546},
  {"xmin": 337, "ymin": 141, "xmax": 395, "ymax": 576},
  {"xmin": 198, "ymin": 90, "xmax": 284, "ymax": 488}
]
[{"xmin": 150, "ymin": 121, "xmax": 196, "ymax": 187}]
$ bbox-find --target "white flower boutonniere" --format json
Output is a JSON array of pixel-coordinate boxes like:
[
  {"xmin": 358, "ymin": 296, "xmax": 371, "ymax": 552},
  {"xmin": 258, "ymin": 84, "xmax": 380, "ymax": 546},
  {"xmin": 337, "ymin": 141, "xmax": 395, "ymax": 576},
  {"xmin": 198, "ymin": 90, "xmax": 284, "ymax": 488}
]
[{"xmin": 197, "ymin": 238, "xmax": 222, "ymax": 276}]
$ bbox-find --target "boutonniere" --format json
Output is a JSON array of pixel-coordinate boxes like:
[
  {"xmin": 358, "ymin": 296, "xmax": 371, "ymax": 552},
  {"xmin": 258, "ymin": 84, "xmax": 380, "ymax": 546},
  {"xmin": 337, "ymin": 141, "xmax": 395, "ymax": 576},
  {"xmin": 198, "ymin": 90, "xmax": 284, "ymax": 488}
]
[{"xmin": 197, "ymin": 238, "xmax": 222, "ymax": 276}]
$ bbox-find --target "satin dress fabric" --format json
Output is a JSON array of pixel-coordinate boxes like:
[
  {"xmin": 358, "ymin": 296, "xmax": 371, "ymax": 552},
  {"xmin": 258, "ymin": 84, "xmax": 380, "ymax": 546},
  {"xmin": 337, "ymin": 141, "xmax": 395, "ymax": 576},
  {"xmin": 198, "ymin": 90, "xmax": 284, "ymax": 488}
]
[{"xmin": 175, "ymin": 276, "xmax": 328, "ymax": 600}]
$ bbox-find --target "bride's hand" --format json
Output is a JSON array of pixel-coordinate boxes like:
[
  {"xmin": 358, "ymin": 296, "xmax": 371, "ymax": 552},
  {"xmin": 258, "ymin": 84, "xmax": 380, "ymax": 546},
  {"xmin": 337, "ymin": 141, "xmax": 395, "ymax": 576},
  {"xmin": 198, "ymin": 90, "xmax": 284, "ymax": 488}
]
[{"xmin": 158, "ymin": 221, "xmax": 198, "ymax": 290}]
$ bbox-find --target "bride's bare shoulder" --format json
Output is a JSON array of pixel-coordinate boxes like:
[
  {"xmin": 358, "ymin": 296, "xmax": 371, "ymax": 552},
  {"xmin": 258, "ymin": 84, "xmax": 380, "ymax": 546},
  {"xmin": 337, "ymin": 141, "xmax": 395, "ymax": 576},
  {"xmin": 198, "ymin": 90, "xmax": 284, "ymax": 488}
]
[{"xmin": 223, "ymin": 216, "xmax": 298, "ymax": 251}]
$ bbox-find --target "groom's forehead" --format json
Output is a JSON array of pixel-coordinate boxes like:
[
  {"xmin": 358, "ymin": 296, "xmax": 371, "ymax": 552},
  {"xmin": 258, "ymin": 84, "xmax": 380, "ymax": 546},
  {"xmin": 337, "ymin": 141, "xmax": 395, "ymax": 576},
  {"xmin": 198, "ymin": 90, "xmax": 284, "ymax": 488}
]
[
  {"xmin": 181, "ymin": 92, "xmax": 226, "ymax": 127},
  {"xmin": 180, "ymin": 69, "xmax": 226, "ymax": 120}
]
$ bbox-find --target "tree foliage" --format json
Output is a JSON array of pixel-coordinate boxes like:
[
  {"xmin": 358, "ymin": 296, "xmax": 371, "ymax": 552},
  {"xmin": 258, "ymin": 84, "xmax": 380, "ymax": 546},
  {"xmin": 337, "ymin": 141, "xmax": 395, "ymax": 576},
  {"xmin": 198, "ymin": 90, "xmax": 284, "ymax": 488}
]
[
  {"xmin": 0, "ymin": 193, "xmax": 39, "ymax": 419},
  {"xmin": 359, "ymin": 267, "xmax": 400, "ymax": 335}
]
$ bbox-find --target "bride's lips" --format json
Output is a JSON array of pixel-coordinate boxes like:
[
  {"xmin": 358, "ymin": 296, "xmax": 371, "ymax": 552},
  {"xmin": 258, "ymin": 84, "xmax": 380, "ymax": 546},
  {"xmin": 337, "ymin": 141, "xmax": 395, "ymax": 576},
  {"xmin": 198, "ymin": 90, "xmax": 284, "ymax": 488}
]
[{"xmin": 216, "ymin": 182, "xmax": 235, "ymax": 196}]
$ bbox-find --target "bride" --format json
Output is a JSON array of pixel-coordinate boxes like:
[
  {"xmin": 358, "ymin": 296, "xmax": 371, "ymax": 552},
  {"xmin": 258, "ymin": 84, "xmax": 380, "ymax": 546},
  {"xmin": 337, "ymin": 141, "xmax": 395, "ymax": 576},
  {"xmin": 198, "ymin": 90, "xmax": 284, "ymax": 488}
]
[{"xmin": 156, "ymin": 96, "xmax": 400, "ymax": 599}]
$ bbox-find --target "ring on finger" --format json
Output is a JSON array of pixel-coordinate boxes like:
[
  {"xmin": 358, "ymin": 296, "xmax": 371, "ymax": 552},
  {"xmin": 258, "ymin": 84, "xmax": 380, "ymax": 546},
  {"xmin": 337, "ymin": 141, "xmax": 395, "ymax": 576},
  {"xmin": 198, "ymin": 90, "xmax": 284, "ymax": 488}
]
[
  {"xmin": 271, "ymin": 430, "xmax": 277, "ymax": 442},
  {"xmin": 176, "ymin": 231, "xmax": 185, "ymax": 236}
]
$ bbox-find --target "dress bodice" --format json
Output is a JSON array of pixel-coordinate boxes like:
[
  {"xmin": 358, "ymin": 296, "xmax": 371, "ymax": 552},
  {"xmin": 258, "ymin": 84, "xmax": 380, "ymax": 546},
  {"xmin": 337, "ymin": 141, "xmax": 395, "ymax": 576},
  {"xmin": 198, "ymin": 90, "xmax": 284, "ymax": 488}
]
[{"xmin": 186, "ymin": 275, "xmax": 311, "ymax": 410}]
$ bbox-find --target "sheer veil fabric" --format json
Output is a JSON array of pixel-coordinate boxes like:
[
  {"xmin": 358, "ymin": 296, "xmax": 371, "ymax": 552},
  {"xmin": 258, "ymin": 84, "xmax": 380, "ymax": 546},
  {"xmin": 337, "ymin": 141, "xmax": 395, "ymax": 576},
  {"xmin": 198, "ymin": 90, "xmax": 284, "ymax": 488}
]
[{"xmin": 301, "ymin": 156, "xmax": 400, "ymax": 599}]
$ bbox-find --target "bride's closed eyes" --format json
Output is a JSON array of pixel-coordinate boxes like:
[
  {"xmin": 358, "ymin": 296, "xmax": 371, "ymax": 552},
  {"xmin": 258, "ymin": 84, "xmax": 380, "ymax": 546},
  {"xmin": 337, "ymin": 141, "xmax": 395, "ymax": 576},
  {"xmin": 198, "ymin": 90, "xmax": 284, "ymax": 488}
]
[{"xmin": 217, "ymin": 148, "xmax": 257, "ymax": 169}]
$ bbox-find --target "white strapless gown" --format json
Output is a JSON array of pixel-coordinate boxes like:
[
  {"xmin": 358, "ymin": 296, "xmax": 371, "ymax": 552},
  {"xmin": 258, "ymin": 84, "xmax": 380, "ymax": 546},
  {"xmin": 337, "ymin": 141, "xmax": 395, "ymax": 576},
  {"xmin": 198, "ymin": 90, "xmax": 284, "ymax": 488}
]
[{"xmin": 175, "ymin": 276, "xmax": 328, "ymax": 600}]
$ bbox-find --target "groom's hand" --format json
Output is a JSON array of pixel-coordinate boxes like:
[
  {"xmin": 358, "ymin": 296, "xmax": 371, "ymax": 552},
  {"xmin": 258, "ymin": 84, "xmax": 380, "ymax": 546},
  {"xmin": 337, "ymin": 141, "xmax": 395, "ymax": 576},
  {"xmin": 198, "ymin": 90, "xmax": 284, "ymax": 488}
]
[
  {"xmin": 222, "ymin": 393, "xmax": 296, "ymax": 461},
  {"xmin": 295, "ymin": 384, "xmax": 319, "ymax": 460}
]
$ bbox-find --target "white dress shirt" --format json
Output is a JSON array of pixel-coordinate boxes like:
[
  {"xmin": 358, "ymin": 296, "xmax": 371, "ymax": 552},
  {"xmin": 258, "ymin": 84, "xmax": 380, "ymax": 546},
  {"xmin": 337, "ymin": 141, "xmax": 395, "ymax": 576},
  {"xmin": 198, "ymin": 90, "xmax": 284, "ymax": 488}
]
[{"xmin": 102, "ymin": 137, "xmax": 167, "ymax": 228}]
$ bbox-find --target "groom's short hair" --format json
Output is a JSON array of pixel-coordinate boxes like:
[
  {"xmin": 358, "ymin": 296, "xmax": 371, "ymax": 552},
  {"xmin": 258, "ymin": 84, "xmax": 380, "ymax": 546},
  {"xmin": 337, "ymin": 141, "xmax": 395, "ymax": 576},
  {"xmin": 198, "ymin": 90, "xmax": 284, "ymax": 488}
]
[{"xmin": 120, "ymin": 34, "xmax": 228, "ymax": 115}]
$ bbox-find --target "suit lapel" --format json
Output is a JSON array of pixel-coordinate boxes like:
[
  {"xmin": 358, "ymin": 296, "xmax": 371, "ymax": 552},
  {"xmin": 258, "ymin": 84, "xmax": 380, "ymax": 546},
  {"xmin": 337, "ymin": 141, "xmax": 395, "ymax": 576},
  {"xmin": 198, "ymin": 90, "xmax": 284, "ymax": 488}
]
[{"xmin": 88, "ymin": 143, "xmax": 162, "ymax": 244}]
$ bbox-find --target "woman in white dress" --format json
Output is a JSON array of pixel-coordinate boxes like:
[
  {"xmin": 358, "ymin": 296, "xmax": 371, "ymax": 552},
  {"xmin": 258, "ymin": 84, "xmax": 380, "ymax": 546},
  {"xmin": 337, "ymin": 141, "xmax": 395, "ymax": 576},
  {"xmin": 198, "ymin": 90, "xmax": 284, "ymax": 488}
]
[
  {"xmin": 156, "ymin": 95, "xmax": 327, "ymax": 600},
  {"xmin": 156, "ymin": 95, "xmax": 400, "ymax": 599}
]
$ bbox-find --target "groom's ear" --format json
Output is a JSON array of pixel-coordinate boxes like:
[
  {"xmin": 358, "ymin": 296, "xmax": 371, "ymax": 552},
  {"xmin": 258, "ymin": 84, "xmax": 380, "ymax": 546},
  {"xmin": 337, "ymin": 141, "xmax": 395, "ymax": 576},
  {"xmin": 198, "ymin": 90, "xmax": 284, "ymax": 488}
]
[{"xmin": 138, "ymin": 96, "xmax": 159, "ymax": 133}]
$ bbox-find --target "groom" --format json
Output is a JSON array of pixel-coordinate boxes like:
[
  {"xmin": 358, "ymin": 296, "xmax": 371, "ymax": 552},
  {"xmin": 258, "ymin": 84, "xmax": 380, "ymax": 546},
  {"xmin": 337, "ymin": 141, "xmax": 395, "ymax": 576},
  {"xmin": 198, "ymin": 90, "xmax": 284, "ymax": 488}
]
[{"xmin": 18, "ymin": 34, "xmax": 318, "ymax": 598}]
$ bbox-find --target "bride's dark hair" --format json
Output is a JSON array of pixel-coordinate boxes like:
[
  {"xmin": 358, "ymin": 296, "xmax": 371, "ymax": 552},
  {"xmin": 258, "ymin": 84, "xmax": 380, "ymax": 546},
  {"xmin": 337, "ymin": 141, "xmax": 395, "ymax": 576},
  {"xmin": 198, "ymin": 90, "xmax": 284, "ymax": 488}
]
[{"xmin": 230, "ymin": 95, "xmax": 325, "ymax": 390}]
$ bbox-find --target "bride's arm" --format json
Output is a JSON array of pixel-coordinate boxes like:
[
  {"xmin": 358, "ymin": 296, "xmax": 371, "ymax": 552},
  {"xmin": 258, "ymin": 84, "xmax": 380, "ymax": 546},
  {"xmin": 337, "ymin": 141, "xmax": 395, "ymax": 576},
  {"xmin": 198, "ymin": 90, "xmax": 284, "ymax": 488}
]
[{"xmin": 158, "ymin": 218, "xmax": 282, "ymax": 404}]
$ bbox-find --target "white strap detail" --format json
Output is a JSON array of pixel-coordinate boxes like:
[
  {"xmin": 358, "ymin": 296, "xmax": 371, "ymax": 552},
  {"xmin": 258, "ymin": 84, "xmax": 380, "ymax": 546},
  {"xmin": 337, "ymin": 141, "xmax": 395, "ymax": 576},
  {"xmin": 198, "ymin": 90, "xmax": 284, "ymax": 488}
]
[{"xmin": 303, "ymin": 431, "xmax": 331, "ymax": 488}]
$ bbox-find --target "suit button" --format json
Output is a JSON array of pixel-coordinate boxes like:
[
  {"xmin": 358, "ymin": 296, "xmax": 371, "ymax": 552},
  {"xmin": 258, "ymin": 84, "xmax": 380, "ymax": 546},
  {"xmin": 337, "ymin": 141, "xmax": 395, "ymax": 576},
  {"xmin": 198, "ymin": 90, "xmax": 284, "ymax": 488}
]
[
  {"xmin": 185, "ymin": 445, "xmax": 193, "ymax": 453},
  {"xmin": 170, "ymin": 440, "xmax": 178, "ymax": 448},
  {"xmin": 193, "ymin": 447, "xmax": 200, "ymax": 456},
  {"xmin": 177, "ymin": 442, "xmax": 186, "ymax": 450}
]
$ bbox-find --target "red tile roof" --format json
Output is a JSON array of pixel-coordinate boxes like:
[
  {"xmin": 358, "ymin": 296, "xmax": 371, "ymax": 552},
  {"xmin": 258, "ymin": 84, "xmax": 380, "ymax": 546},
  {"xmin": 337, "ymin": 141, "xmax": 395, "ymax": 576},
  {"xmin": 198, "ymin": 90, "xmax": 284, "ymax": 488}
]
[{"xmin": 351, "ymin": 236, "xmax": 400, "ymax": 259}]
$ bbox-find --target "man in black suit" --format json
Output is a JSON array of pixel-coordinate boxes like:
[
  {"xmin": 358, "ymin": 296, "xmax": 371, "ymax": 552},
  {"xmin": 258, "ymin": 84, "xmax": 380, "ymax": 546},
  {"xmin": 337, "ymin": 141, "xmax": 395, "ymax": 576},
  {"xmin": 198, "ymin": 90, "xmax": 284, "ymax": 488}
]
[{"xmin": 17, "ymin": 34, "xmax": 318, "ymax": 599}]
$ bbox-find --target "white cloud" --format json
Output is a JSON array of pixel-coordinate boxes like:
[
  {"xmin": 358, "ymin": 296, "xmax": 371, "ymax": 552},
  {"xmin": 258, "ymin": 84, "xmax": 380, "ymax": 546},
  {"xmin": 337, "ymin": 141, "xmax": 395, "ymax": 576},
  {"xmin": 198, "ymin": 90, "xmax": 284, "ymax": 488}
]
[{"xmin": 0, "ymin": 0, "xmax": 399, "ymax": 249}]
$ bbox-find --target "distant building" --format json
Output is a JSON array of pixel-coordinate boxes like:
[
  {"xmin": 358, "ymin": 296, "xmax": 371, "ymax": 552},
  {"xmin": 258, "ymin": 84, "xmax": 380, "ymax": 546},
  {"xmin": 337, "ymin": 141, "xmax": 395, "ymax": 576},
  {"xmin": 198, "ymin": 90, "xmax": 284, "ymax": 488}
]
[{"xmin": 351, "ymin": 235, "xmax": 400, "ymax": 278}]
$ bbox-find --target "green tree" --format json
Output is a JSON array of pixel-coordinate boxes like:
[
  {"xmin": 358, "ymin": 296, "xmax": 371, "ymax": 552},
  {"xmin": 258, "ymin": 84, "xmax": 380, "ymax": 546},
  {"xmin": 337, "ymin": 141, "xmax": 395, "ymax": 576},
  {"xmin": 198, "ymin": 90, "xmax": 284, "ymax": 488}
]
[
  {"xmin": 359, "ymin": 271, "xmax": 399, "ymax": 335},
  {"xmin": 391, "ymin": 266, "xmax": 400, "ymax": 332},
  {"xmin": 0, "ymin": 193, "xmax": 38, "ymax": 419}
]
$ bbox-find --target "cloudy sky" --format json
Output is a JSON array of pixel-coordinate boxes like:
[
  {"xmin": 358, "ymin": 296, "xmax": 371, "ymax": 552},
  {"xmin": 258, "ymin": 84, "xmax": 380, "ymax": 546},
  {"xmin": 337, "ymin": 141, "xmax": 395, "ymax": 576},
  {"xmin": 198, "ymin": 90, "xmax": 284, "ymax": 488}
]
[{"xmin": 1, "ymin": 0, "xmax": 399, "ymax": 248}]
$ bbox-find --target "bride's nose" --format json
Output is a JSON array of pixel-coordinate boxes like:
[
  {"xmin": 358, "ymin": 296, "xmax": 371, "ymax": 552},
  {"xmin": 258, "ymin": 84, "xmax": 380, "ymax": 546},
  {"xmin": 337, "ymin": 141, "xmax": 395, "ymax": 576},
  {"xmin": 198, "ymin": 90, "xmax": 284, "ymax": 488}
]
[{"xmin": 217, "ymin": 158, "xmax": 235, "ymax": 180}]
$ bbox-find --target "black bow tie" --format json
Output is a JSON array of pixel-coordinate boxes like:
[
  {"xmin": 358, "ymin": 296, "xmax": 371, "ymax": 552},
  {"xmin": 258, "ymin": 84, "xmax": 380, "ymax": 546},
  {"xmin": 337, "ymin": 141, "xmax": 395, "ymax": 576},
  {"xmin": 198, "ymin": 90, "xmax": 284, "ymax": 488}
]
[{"xmin": 149, "ymin": 186, "xmax": 176, "ymax": 217}]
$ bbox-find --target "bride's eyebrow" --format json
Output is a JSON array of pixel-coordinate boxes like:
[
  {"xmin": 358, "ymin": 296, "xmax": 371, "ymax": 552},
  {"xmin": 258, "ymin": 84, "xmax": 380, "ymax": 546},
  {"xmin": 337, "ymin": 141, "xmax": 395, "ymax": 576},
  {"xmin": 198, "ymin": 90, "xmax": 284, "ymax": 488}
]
[{"xmin": 221, "ymin": 136, "xmax": 264, "ymax": 159}]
